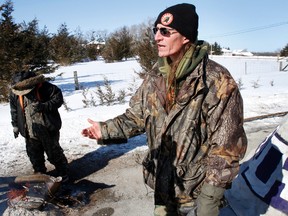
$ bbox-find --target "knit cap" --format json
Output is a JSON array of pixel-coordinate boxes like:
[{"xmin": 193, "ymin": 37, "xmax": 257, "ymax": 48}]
[{"xmin": 154, "ymin": 3, "xmax": 198, "ymax": 43}]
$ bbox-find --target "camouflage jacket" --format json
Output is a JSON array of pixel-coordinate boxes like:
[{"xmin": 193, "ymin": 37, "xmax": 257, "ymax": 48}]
[{"xmin": 99, "ymin": 56, "xmax": 247, "ymax": 203}]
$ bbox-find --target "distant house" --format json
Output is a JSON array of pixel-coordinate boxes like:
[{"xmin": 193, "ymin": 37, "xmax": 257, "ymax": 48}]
[
  {"xmin": 221, "ymin": 48, "xmax": 233, "ymax": 56},
  {"xmin": 232, "ymin": 49, "xmax": 253, "ymax": 56},
  {"xmin": 87, "ymin": 40, "xmax": 105, "ymax": 50},
  {"xmin": 221, "ymin": 48, "xmax": 254, "ymax": 56}
]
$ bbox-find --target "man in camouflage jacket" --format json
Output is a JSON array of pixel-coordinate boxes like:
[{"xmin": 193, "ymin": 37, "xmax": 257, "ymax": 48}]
[
  {"xmin": 82, "ymin": 3, "xmax": 247, "ymax": 216},
  {"xmin": 83, "ymin": 44, "xmax": 247, "ymax": 215}
]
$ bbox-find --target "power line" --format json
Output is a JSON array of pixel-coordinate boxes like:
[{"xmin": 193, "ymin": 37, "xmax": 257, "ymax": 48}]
[{"xmin": 205, "ymin": 21, "xmax": 288, "ymax": 39}]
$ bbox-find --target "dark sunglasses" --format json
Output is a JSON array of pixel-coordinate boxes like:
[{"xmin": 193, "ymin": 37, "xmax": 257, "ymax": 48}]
[{"xmin": 152, "ymin": 27, "xmax": 176, "ymax": 36}]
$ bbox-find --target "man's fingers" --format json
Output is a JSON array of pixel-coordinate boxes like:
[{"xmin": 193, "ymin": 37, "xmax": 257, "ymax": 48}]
[
  {"xmin": 82, "ymin": 119, "xmax": 101, "ymax": 140},
  {"xmin": 87, "ymin": 118, "xmax": 95, "ymax": 125},
  {"xmin": 81, "ymin": 129, "xmax": 89, "ymax": 136}
]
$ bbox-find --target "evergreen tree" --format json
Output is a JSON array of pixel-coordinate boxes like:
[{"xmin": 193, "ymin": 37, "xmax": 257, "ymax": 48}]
[
  {"xmin": 0, "ymin": 0, "xmax": 20, "ymax": 78},
  {"xmin": 49, "ymin": 23, "xmax": 86, "ymax": 65},
  {"xmin": 280, "ymin": 43, "xmax": 288, "ymax": 57},
  {"xmin": 0, "ymin": 0, "xmax": 20, "ymax": 102},
  {"xmin": 0, "ymin": 0, "xmax": 54, "ymax": 102},
  {"xmin": 102, "ymin": 26, "xmax": 134, "ymax": 62},
  {"xmin": 134, "ymin": 27, "xmax": 158, "ymax": 72},
  {"xmin": 18, "ymin": 19, "xmax": 52, "ymax": 73},
  {"xmin": 208, "ymin": 42, "xmax": 223, "ymax": 55}
]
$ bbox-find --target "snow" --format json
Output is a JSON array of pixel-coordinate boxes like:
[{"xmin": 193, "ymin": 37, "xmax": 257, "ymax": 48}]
[
  {"xmin": 1, "ymin": 56, "xmax": 288, "ymax": 173},
  {"xmin": 0, "ymin": 56, "xmax": 288, "ymax": 213},
  {"xmin": 0, "ymin": 59, "xmax": 148, "ymax": 176},
  {"xmin": 1, "ymin": 56, "xmax": 288, "ymax": 171}
]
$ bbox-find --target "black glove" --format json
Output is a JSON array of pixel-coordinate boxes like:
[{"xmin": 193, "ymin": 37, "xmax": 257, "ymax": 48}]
[
  {"xmin": 13, "ymin": 127, "xmax": 19, "ymax": 138},
  {"xmin": 196, "ymin": 182, "xmax": 225, "ymax": 216},
  {"xmin": 32, "ymin": 102, "xmax": 46, "ymax": 112}
]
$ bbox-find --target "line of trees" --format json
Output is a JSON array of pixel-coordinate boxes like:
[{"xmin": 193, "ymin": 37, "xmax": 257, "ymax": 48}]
[
  {"xmin": 0, "ymin": 0, "xmax": 158, "ymax": 102},
  {"xmin": 1, "ymin": 0, "xmax": 287, "ymax": 103}
]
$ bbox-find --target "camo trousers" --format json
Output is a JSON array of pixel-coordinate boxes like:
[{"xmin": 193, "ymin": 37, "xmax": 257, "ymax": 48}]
[{"xmin": 25, "ymin": 131, "xmax": 68, "ymax": 176}]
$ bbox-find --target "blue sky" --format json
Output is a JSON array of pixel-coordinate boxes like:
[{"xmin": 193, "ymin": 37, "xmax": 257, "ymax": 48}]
[{"xmin": 7, "ymin": 0, "xmax": 288, "ymax": 52}]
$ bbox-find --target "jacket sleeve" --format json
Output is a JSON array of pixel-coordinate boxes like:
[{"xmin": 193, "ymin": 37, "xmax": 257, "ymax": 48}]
[
  {"xmin": 99, "ymin": 81, "xmax": 146, "ymax": 144},
  {"xmin": 9, "ymin": 92, "xmax": 18, "ymax": 127},
  {"xmin": 205, "ymin": 74, "xmax": 247, "ymax": 188}
]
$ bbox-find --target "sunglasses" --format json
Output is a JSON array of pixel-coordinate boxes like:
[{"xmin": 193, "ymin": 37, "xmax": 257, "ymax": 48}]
[{"xmin": 152, "ymin": 27, "xmax": 177, "ymax": 36}]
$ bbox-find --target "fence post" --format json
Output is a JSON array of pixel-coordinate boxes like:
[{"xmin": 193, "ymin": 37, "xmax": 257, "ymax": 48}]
[{"xmin": 74, "ymin": 71, "xmax": 79, "ymax": 90}]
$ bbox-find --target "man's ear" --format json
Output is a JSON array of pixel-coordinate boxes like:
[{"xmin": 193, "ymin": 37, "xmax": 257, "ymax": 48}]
[{"xmin": 183, "ymin": 37, "xmax": 190, "ymax": 45}]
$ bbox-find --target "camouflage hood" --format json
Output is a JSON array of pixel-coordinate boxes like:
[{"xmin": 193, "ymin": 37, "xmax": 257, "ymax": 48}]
[{"xmin": 11, "ymin": 74, "xmax": 46, "ymax": 96}]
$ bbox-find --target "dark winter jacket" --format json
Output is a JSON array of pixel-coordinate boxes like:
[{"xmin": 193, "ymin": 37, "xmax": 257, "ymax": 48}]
[
  {"xmin": 10, "ymin": 74, "xmax": 63, "ymax": 138},
  {"xmin": 98, "ymin": 42, "xmax": 247, "ymax": 204}
]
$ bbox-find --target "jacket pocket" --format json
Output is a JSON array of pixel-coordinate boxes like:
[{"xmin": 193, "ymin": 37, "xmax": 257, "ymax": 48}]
[{"xmin": 176, "ymin": 162, "xmax": 206, "ymax": 197}]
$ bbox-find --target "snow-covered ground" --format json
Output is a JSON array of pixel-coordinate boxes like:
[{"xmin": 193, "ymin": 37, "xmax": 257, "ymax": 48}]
[
  {"xmin": 1, "ymin": 56, "xmax": 288, "ymax": 174},
  {"xmin": 0, "ymin": 56, "xmax": 288, "ymax": 215}
]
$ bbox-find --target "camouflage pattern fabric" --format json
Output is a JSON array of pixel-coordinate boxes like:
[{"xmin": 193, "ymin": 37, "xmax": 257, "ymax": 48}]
[{"xmin": 99, "ymin": 43, "xmax": 247, "ymax": 209}]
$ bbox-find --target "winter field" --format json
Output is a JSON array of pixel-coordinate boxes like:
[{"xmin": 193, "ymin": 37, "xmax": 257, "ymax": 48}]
[{"xmin": 0, "ymin": 56, "xmax": 288, "ymax": 215}]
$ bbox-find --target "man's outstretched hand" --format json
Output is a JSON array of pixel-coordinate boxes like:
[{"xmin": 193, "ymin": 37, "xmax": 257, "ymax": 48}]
[{"xmin": 81, "ymin": 118, "xmax": 102, "ymax": 140}]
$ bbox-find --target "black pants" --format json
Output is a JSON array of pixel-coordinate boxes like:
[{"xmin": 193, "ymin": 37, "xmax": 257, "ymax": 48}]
[{"xmin": 25, "ymin": 131, "xmax": 68, "ymax": 176}]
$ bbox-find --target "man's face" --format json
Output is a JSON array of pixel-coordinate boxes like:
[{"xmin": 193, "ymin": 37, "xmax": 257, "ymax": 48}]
[{"xmin": 154, "ymin": 24, "xmax": 189, "ymax": 61}]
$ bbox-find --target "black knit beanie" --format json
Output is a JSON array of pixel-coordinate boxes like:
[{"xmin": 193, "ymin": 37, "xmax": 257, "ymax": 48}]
[{"xmin": 154, "ymin": 3, "xmax": 198, "ymax": 43}]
